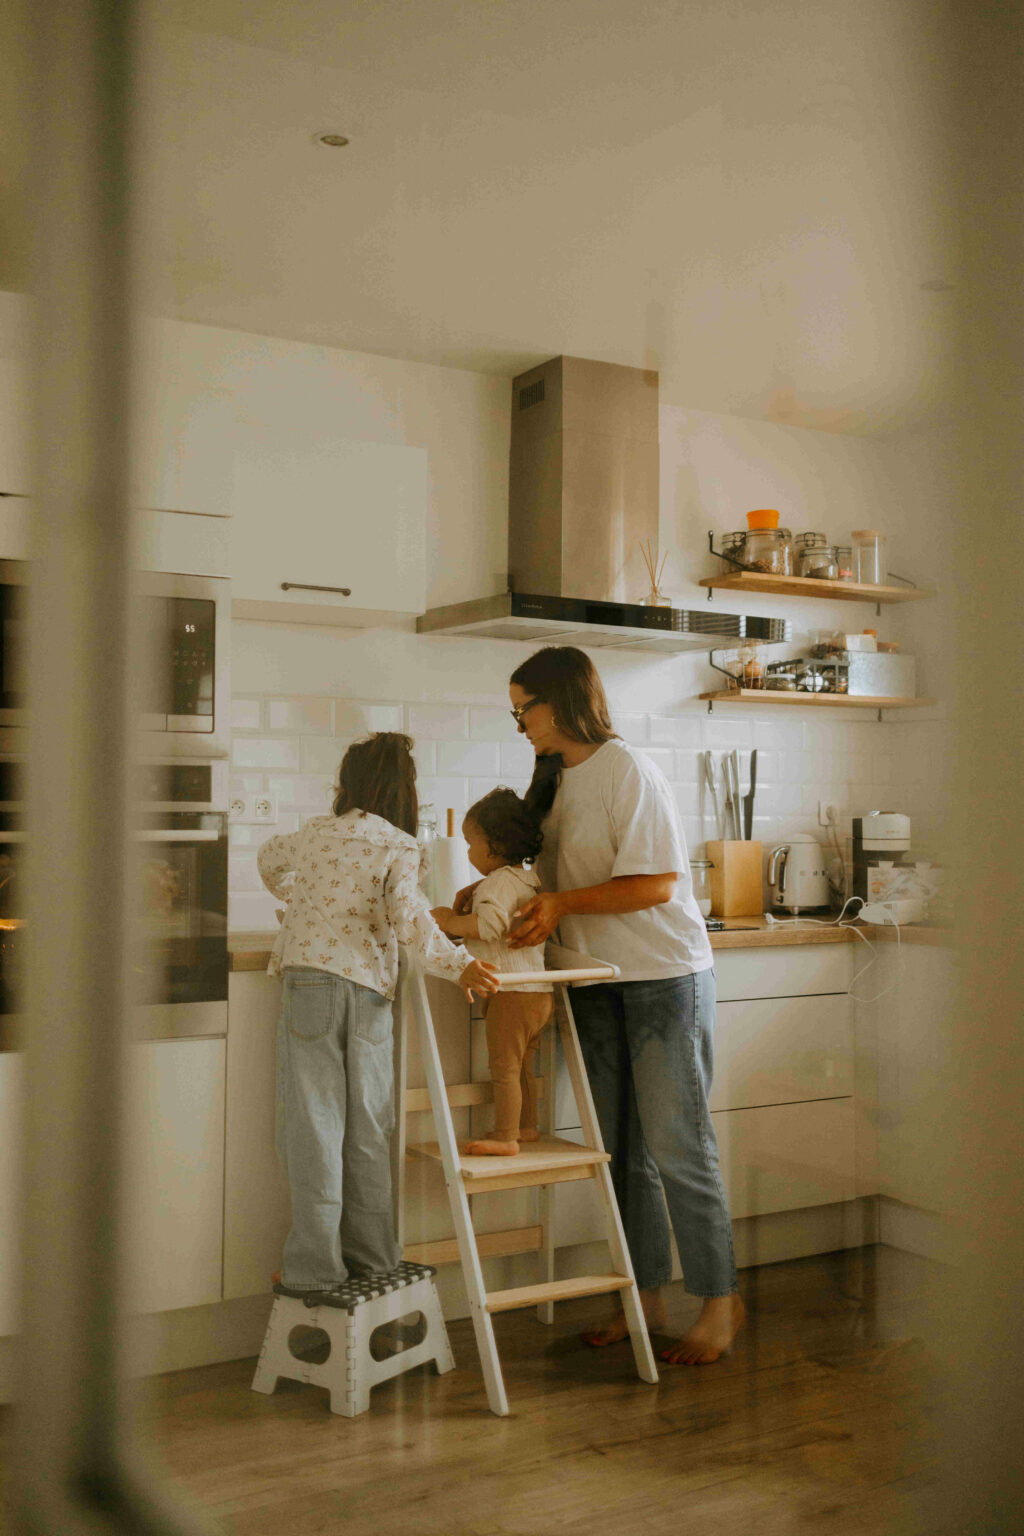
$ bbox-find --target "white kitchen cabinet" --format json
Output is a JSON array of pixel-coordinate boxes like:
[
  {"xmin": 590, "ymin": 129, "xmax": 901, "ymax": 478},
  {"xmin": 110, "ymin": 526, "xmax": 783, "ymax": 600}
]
[
  {"xmin": 131, "ymin": 371, "xmax": 235, "ymax": 519},
  {"xmin": 123, "ymin": 1039, "xmax": 225, "ymax": 1314},
  {"xmin": 230, "ymin": 423, "xmax": 427, "ymax": 622},
  {"xmin": 0, "ymin": 1053, "xmax": 24, "ymax": 1337},
  {"xmin": 711, "ymin": 994, "xmax": 853, "ymax": 1111},
  {"xmin": 714, "ymin": 1098, "xmax": 855, "ymax": 1219},
  {"xmin": 0, "ymin": 355, "xmax": 30, "ymax": 498},
  {"xmin": 223, "ymin": 973, "xmax": 290, "ymax": 1299},
  {"xmin": 716, "ymin": 944, "xmax": 851, "ymax": 1002},
  {"xmin": 134, "ymin": 508, "xmax": 231, "ymax": 578}
]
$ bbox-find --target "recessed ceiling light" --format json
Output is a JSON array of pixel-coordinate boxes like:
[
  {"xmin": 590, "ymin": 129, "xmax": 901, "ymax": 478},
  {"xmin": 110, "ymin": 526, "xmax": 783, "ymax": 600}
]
[
  {"xmin": 313, "ymin": 131, "xmax": 350, "ymax": 148},
  {"xmin": 920, "ymin": 279, "xmax": 954, "ymax": 292}
]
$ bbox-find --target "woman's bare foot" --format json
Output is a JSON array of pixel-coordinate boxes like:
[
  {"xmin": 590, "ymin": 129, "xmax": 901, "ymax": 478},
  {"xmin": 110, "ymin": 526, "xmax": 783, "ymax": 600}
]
[
  {"xmin": 660, "ymin": 1292, "xmax": 746, "ymax": 1365},
  {"xmin": 463, "ymin": 1138, "xmax": 519, "ymax": 1156},
  {"xmin": 582, "ymin": 1286, "xmax": 666, "ymax": 1346},
  {"xmin": 518, "ymin": 1127, "xmax": 541, "ymax": 1142}
]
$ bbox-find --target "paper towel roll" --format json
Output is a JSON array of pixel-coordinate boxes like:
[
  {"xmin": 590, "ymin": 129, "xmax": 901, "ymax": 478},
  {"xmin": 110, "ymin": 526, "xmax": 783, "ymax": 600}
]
[{"xmin": 429, "ymin": 837, "xmax": 475, "ymax": 906}]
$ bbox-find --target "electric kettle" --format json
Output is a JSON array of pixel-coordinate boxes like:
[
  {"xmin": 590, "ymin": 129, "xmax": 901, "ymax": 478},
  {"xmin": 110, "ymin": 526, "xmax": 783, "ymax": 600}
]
[{"xmin": 767, "ymin": 833, "xmax": 830, "ymax": 913}]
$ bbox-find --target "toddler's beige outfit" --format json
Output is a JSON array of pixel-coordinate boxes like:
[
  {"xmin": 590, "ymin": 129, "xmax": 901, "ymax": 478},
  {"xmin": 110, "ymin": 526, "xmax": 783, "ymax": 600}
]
[{"xmin": 465, "ymin": 865, "xmax": 553, "ymax": 1142}]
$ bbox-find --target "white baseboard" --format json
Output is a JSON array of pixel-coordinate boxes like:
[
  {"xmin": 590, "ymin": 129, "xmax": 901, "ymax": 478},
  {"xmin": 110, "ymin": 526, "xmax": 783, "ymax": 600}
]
[{"xmin": 876, "ymin": 1196, "xmax": 952, "ymax": 1262}]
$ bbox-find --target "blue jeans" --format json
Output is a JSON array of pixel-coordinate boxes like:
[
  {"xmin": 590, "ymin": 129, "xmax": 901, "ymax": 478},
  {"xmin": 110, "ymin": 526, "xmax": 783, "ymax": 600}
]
[
  {"xmin": 275, "ymin": 968, "xmax": 400, "ymax": 1290},
  {"xmin": 570, "ymin": 969, "xmax": 738, "ymax": 1298}
]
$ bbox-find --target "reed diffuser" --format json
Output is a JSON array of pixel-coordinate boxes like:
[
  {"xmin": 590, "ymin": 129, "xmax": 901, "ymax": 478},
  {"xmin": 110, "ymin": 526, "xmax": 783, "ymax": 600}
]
[{"xmin": 639, "ymin": 538, "xmax": 671, "ymax": 607}]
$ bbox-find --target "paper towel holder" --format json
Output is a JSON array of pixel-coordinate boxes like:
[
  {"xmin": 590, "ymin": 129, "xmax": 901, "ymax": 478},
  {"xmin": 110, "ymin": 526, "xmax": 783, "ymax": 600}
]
[{"xmin": 446, "ymin": 808, "xmax": 456, "ymax": 836}]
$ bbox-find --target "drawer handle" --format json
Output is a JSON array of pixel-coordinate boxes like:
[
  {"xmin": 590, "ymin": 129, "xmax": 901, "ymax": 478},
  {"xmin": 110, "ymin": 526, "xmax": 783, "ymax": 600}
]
[{"xmin": 281, "ymin": 582, "xmax": 352, "ymax": 596}]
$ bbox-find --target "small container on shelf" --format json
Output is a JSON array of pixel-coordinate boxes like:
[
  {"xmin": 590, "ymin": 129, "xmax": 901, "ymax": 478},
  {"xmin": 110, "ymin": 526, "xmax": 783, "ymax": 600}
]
[
  {"xmin": 794, "ymin": 533, "xmax": 840, "ymax": 580},
  {"xmin": 834, "ymin": 544, "xmax": 855, "ymax": 580},
  {"xmin": 742, "ymin": 509, "xmax": 793, "ymax": 575},
  {"xmin": 851, "ymin": 529, "xmax": 887, "ymax": 585}
]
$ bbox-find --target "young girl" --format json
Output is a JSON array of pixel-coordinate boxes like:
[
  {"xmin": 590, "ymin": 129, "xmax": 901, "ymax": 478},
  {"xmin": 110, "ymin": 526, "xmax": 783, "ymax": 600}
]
[
  {"xmin": 431, "ymin": 788, "xmax": 553, "ymax": 1157},
  {"xmin": 257, "ymin": 732, "xmax": 498, "ymax": 1298}
]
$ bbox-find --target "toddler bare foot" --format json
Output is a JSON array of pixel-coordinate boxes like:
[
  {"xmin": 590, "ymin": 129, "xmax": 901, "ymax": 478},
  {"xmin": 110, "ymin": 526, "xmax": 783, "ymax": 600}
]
[
  {"xmin": 518, "ymin": 1127, "xmax": 541, "ymax": 1142},
  {"xmin": 463, "ymin": 1137, "xmax": 520, "ymax": 1156},
  {"xmin": 660, "ymin": 1292, "xmax": 746, "ymax": 1365},
  {"xmin": 582, "ymin": 1287, "xmax": 666, "ymax": 1347}
]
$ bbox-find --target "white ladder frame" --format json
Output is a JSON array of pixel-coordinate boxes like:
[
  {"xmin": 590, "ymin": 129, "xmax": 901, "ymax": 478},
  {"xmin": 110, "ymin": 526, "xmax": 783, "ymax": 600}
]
[{"xmin": 401, "ymin": 946, "xmax": 658, "ymax": 1417}]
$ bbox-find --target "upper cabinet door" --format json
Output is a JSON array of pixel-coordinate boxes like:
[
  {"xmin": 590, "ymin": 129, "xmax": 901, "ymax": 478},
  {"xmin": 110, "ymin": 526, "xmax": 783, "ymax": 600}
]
[
  {"xmin": 131, "ymin": 375, "xmax": 236, "ymax": 519},
  {"xmin": 0, "ymin": 357, "xmax": 31, "ymax": 499},
  {"xmin": 230, "ymin": 423, "xmax": 427, "ymax": 618}
]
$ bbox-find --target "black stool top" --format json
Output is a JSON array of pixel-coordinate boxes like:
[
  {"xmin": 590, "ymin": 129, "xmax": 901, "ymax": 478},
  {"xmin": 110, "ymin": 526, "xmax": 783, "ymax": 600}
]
[{"xmin": 273, "ymin": 1260, "xmax": 437, "ymax": 1314}]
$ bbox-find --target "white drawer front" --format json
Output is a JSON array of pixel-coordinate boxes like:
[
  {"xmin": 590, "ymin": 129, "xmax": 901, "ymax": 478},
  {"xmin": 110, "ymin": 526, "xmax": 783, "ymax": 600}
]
[
  {"xmin": 711, "ymin": 995, "xmax": 853, "ymax": 1111},
  {"xmin": 713, "ymin": 1098, "xmax": 855, "ymax": 1219},
  {"xmin": 714, "ymin": 945, "xmax": 851, "ymax": 1001}
]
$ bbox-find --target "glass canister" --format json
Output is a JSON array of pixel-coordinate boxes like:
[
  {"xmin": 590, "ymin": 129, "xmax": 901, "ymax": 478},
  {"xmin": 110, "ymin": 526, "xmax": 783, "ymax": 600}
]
[
  {"xmin": 851, "ymin": 529, "xmax": 887, "ymax": 585},
  {"xmin": 416, "ymin": 802, "xmax": 438, "ymax": 894},
  {"xmin": 795, "ymin": 533, "xmax": 839, "ymax": 579},
  {"xmin": 834, "ymin": 544, "xmax": 855, "ymax": 580},
  {"xmin": 743, "ymin": 509, "xmax": 793, "ymax": 574},
  {"xmin": 691, "ymin": 859, "xmax": 713, "ymax": 917}
]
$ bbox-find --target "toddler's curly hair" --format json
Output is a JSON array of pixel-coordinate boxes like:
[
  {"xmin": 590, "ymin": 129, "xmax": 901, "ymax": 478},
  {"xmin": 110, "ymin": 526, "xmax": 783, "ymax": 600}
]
[{"xmin": 465, "ymin": 787, "xmax": 543, "ymax": 866}]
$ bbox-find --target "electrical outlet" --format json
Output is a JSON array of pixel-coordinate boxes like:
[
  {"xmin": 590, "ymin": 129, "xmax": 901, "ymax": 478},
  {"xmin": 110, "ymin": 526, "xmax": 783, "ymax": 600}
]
[
  {"xmin": 818, "ymin": 800, "xmax": 838, "ymax": 827},
  {"xmin": 229, "ymin": 795, "xmax": 247, "ymax": 821},
  {"xmin": 252, "ymin": 793, "xmax": 278, "ymax": 824}
]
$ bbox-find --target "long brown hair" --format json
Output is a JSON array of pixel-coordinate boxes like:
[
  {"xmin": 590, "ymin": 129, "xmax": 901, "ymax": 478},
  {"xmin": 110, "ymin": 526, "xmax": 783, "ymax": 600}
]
[
  {"xmin": 332, "ymin": 732, "xmax": 418, "ymax": 836},
  {"xmin": 510, "ymin": 647, "xmax": 618, "ymax": 819}
]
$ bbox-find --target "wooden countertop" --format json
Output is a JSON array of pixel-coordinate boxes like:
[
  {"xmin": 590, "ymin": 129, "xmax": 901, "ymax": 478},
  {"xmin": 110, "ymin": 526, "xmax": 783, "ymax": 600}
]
[{"xmin": 228, "ymin": 918, "xmax": 950, "ymax": 972}]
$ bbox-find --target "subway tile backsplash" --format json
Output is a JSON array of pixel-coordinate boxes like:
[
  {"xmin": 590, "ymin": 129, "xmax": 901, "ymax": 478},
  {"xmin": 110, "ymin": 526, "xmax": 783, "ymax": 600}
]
[{"xmin": 227, "ymin": 690, "xmax": 919, "ymax": 930}]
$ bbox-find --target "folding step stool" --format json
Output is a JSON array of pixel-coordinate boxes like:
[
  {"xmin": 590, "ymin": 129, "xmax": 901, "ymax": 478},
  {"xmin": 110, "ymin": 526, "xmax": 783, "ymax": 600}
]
[
  {"xmin": 402, "ymin": 943, "xmax": 659, "ymax": 1417},
  {"xmin": 251, "ymin": 1260, "xmax": 454, "ymax": 1417}
]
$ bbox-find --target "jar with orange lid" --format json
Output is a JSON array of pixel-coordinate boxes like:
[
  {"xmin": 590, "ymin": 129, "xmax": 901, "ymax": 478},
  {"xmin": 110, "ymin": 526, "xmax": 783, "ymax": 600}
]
[{"xmin": 741, "ymin": 508, "xmax": 793, "ymax": 575}]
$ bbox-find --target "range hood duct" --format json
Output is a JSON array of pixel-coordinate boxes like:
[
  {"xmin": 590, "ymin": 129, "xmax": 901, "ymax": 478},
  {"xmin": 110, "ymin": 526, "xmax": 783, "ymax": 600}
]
[{"xmin": 416, "ymin": 355, "xmax": 788, "ymax": 653}]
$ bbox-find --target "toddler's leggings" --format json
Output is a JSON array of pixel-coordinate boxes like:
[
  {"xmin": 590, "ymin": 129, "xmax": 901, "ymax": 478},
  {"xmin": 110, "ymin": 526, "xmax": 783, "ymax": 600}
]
[{"xmin": 486, "ymin": 991, "xmax": 554, "ymax": 1142}]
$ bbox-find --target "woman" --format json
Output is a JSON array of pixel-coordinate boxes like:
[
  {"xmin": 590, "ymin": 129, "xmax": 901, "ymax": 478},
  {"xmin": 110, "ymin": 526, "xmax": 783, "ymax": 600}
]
[{"xmin": 458, "ymin": 647, "xmax": 744, "ymax": 1364}]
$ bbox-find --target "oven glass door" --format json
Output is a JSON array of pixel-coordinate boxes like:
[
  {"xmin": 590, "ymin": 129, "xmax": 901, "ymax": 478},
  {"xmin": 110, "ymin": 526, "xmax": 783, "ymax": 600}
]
[
  {"xmin": 136, "ymin": 811, "xmax": 227, "ymax": 1034},
  {"xmin": 0, "ymin": 568, "xmax": 28, "ymax": 725}
]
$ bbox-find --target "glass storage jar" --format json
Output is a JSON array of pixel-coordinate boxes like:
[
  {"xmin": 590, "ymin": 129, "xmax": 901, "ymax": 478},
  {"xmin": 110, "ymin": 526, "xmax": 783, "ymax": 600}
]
[
  {"xmin": 834, "ymin": 544, "xmax": 855, "ymax": 580},
  {"xmin": 742, "ymin": 508, "xmax": 793, "ymax": 574},
  {"xmin": 795, "ymin": 533, "xmax": 840, "ymax": 580},
  {"xmin": 691, "ymin": 859, "xmax": 713, "ymax": 917},
  {"xmin": 851, "ymin": 529, "xmax": 887, "ymax": 585}
]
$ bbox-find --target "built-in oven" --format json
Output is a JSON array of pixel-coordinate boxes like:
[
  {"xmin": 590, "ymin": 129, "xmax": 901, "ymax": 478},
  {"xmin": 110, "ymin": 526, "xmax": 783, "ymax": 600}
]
[
  {"xmin": 0, "ymin": 757, "xmax": 228, "ymax": 1049},
  {"xmin": 0, "ymin": 756, "xmax": 24, "ymax": 1048},
  {"xmin": 0, "ymin": 560, "xmax": 28, "ymax": 733},
  {"xmin": 135, "ymin": 758, "xmax": 229, "ymax": 1039},
  {"xmin": 137, "ymin": 571, "xmax": 231, "ymax": 759}
]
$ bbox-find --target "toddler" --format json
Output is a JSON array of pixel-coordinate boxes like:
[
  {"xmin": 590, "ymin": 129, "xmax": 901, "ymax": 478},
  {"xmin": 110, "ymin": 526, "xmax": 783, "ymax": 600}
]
[{"xmin": 432, "ymin": 788, "xmax": 553, "ymax": 1156}]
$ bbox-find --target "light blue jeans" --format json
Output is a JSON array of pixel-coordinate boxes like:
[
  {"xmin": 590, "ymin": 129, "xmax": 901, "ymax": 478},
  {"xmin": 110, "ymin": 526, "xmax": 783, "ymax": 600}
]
[
  {"xmin": 275, "ymin": 968, "xmax": 400, "ymax": 1290},
  {"xmin": 570, "ymin": 968, "xmax": 738, "ymax": 1298}
]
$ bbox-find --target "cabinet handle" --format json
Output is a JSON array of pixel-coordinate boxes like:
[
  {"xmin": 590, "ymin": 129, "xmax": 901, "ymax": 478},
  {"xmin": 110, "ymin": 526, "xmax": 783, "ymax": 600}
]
[{"xmin": 281, "ymin": 582, "xmax": 352, "ymax": 596}]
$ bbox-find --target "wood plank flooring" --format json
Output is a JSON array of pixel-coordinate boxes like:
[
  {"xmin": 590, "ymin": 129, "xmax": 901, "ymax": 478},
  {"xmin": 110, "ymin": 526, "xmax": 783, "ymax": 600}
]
[{"xmin": 0, "ymin": 1249, "xmax": 954, "ymax": 1536}]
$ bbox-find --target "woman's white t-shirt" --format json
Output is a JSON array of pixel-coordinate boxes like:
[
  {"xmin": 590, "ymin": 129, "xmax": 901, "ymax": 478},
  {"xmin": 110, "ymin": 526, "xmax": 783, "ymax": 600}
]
[{"xmin": 535, "ymin": 738, "xmax": 713, "ymax": 983}]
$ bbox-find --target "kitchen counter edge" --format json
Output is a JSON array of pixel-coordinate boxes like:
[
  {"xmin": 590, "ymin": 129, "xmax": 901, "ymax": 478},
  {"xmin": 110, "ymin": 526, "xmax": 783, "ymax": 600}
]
[{"xmin": 227, "ymin": 919, "xmax": 952, "ymax": 972}]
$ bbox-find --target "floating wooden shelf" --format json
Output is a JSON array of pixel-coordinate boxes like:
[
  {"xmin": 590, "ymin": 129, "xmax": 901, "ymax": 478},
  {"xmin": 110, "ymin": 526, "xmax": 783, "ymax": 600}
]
[
  {"xmin": 698, "ymin": 689, "xmax": 936, "ymax": 711},
  {"xmin": 699, "ymin": 572, "xmax": 933, "ymax": 604}
]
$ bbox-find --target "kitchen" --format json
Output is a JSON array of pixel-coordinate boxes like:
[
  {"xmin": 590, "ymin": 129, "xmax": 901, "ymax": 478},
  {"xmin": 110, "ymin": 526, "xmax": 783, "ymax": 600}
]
[{"xmin": 0, "ymin": 3, "xmax": 1020, "ymax": 1533}]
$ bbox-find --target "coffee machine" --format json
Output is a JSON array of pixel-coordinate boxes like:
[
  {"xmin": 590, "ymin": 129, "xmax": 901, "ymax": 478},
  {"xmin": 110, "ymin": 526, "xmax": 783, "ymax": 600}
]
[{"xmin": 851, "ymin": 812, "xmax": 911, "ymax": 902}]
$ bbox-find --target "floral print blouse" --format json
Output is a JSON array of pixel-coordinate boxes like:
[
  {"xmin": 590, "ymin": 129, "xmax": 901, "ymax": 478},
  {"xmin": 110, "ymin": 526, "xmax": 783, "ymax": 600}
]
[{"xmin": 257, "ymin": 810, "xmax": 470, "ymax": 1000}]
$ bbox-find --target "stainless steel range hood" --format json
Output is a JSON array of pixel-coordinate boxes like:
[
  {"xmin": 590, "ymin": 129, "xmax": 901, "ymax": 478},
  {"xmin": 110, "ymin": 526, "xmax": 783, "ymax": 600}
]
[{"xmin": 416, "ymin": 355, "xmax": 787, "ymax": 652}]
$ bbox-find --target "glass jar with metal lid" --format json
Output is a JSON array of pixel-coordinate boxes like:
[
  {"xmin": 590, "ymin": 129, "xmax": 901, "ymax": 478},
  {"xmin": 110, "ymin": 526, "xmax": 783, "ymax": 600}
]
[
  {"xmin": 690, "ymin": 859, "xmax": 713, "ymax": 917},
  {"xmin": 742, "ymin": 509, "xmax": 793, "ymax": 575},
  {"xmin": 834, "ymin": 544, "xmax": 855, "ymax": 580},
  {"xmin": 795, "ymin": 533, "xmax": 840, "ymax": 580}
]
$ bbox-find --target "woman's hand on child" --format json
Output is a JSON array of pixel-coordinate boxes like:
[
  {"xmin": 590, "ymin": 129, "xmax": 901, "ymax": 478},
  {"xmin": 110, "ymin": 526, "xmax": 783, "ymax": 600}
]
[
  {"xmin": 508, "ymin": 892, "xmax": 564, "ymax": 947},
  {"xmin": 452, "ymin": 879, "xmax": 482, "ymax": 915},
  {"xmin": 459, "ymin": 960, "xmax": 500, "ymax": 1001}
]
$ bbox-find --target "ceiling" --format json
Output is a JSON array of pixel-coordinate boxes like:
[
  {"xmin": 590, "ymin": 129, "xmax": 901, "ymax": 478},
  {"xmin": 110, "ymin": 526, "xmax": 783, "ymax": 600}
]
[{"xmin": 2, "ymin": 0, "xmax": 959, "ymax": 434}]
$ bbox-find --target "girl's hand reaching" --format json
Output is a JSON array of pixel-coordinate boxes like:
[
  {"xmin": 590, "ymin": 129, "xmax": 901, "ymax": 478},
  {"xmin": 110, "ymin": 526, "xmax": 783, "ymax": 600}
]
[
  {"xmin": 452, "ymin": 879, "xmax": 482, "ymax": 915},
  {"xmin": 459, "ymin": 959, "xmax": 500, "ymax": 1001}
]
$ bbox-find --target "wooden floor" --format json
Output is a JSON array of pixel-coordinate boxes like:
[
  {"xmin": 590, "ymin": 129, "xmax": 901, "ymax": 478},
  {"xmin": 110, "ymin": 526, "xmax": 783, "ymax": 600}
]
[{"xmin": 1, "ymin": 1249, "xmax": 955, "ymax": 1536}]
